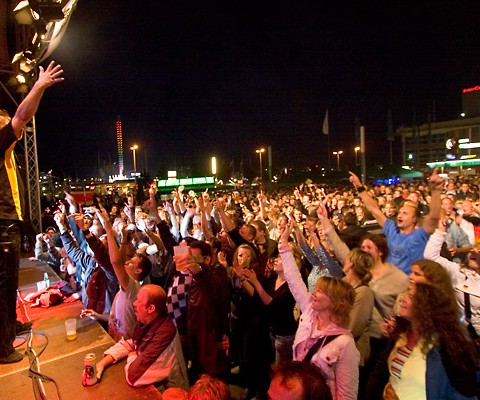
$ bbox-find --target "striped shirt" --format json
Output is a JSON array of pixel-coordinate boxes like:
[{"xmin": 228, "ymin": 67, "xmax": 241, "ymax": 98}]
[{"xmin": 390, "ymin": 344, "xmax": 413, "ymax": 379}]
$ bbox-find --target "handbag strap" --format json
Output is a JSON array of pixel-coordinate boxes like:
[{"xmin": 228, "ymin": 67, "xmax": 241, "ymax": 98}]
[
  {"xmin": 464, "ymin": 291, "xmax": 480, "ymax": 340},
  {"xmin": 303, "ymin": 334, "xmax": 340, "ymax": 362}
]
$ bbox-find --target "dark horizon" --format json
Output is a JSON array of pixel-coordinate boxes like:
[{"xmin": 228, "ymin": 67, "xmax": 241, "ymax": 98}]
[{"xmin": 5, "ymin": 1, "xmax": 480, "ymax": 178}]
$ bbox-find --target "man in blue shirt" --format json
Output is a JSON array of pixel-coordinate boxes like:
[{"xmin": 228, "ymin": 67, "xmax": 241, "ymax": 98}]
[{"xmin": 349, "ymin": 169, "xmax": 444, "ymax": 274}]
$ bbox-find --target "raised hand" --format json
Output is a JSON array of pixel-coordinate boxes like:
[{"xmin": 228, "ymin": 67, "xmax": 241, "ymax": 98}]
[
  {"xmin": 36, "ymin": 61, "xmax": 64, "ymax": 89},
  {"xmin": 280, "ymin": 219, "xmax": 293, "ymax": 247},
  {"xmin": 348, "ymin": 171, "xmax": 362, "ymax": 188},
  {"xmin": 316, "ymin": 202, "xmax": 328, "ymax": 220},
  {"xmin": 100, "ymin": 209, "xmax": 112, "ymax": 229},
  {"xmin": 243, "ymin": 268, "xmax": 258, "ymax": 284},
  {"xmin": 164, "ymin": 201, "xmax": 173, "ymax": 214},
  {"xmin": 216, "ymin": 195, "xmax": 226, "ymax": 210},
  {"xmin": 195, "ymin": 195, "xmax": 205, "ymax": 211},
  {"xmin": 218, "ymin": 251, "xmax": 228, "ymax": 267},
  {"xmin": 72, "ymin": 213, "xmax": 86, "ymax": 231},
  {"xmin": 53, "ymin": 210, "xmax": 66, "ymax": 230},
  {"xmin": 428, "ymin": 167, "xmax": 444, "ymax": 191}
]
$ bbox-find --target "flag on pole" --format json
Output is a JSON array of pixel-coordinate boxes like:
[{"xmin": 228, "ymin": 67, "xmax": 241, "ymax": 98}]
[
  {"xmin": 322, "ymin": 109, "xmax": 329, "ymax": 135},
  {"xmin": 387, "ymin": 109, "xmax": 394, "ymax": 141}
]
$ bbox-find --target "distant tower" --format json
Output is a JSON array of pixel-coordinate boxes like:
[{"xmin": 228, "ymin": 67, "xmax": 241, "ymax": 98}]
[{"xmin": 116, "ymin": 115, "xmax": 124, "ymax": 176}]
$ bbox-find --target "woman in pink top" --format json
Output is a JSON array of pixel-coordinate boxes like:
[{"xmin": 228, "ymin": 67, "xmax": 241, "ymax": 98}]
[{"xmin": 279, "ymin": 221, "xmax": 360, "ymax": 400}]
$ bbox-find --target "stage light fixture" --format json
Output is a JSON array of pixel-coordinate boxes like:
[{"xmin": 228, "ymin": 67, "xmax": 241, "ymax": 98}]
[
  {"xmin": 12, "ymin": 50, "xmax": 37, "ymax": 74},
  {"xmin": 29, "ymin": 1, "xmax": 65, "ymax": 22},
  {"xmin": 13, "ymin": 1, "xmax": 37, "ymax": 24},
  {"xmin": 16, "ymin": 73, "xmax": 27, "ymax": 84}
]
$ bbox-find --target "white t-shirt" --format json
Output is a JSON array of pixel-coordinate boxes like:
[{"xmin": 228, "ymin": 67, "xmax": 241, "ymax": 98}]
[
  {"xmin": 389, "ymin": 335, "xmax": 427, "ymax": 400},
  {"xmin": 108, "ymin": 278, "xmax": 140, "ymax": 341}
]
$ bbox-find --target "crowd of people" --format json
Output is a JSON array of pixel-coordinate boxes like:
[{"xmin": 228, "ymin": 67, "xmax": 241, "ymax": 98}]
[
  {"xmin": 3, "ymin": 62, "xmax": 480, "ymax": 400},
  {"xmin": 28, "ymin": 168, "xmax": 480, "ymax": 400}
]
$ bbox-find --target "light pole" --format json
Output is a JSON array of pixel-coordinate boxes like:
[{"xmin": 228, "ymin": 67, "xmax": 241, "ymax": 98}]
[
  {"xmin": 130, "ymin": 144, "xmax": 138, "ymax": 187},
  {"xmin": 256, "ymin": 148, "xmax": 265, "ymax": 183},
  {"xmin": 354, "ymin": 146, "xmax": 360, "ymax": 165},
  {"xmin": 333, "ymin": 150, "xmax": 343, "ymax": 171},
  {"xmin": 211, "ymin": 156, "xmax": 217, "ymax": 181}
]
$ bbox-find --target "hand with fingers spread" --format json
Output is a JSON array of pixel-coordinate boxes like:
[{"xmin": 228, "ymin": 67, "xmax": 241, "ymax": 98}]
[
  {"xmin": 316, "ymin": 202, "xmax": 329, "ymax": 220},
  {"xmin": 243, "ymin": 268, "xmax": 258, "ymax": 285},
  {"xmin": 36, "ymin": 61, "xmax": 65, "ymax": 89}
]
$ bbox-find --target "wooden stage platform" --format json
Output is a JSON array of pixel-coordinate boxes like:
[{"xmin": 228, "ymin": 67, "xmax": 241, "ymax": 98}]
[{"xmin": 0, "ymin": 259, "xmax": 161, "ymax": 400}]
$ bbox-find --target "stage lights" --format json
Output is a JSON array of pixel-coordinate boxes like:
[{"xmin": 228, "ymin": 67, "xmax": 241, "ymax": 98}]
[
  {"xmin": 12, "ymin": 50, "xmax": 37, "ymax": 74},
  {"xmin": 11, "ymin": 0, "xmax": 77, "ymax": 90},
  {"xmin": 30, "ymin": 1, "xmax": 65, "ymax": 22},
  {"xmin": 14, "ymin": 1, "xmax": 65, "ymax": 24},
  {"xmin": 13, "ymin": 1, "xmax": 37, "ymax": 24}
]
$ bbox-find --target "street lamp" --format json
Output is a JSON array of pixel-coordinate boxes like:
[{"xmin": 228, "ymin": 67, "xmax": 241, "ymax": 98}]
[
  {"xmin": 211, "ymin": 156, "xmax": 217, "ymax": 176},
  {"xmin": 256, "ymin": 148, "xmax": 265, "ymax": 182},
  {"xmin": 332, "ymin": 150, "xmax": 343, "ymax": 171},
  {"xmin": 130, "ymin": 144, "xmax": 138, "ymax": 187},
  {"xmin": 354, "ymin": 146, "xmax": 360, "ymax": 165}
]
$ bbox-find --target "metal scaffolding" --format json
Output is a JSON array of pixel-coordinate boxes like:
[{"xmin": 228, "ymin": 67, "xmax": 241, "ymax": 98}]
[
  {"xmin": 24, "ymin": 119, "xmax": 42, "ymax": 233},
  {"xmin": 2, "ymin": 0, "xmax": 78, "ymax": 233}
]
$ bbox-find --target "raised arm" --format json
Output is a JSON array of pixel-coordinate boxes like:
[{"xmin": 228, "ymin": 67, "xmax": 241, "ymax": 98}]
[
  {"xmin": 421, "ymin": 168, "xmax": 445, "ymax": 234},
  {"xmin": 64, "ymin": 191, "xmax": 78, "ymax": 214},
  {"xmin": 141, "ymin": 185, "xmax": 159, "ymax": 223},
  {"xmin": 101, "ymin": 209, "xmax": 130, "ymax": 290},
  {"xmin": 349, "ymin": 171, "xmax": 386, "ymax": 227},
  {"xmin": 164, "ymin": 201, "xmax": 180, "ymax": 240},
  {"xmin": 175, "ymin": 187, "xmax": 186, "ymax": 214},
  {"xmin": 196, "ymin": 196, "xmax": 215, "ymax": 240},
  {"xmin": 12, "ymin": 61, "xmax": 64, "ymax": 136},
  {"xmin": 215, "ymin": 196, "xmax": 236, "ymax": 232},
  {"xmin": 291, "ymin": 219, "xmax": 308, "ymax": 248},
  {"xmin": 257, "ymin": 190, "xmax": 268, "ymax": 221},
  {"xmin": 423, "ymin": 220, "xmax": 460, "ymax": 282},
  {"xmin": 279, "ymin": 221, "xmax": 311, "ymax": 312},
  {"xmin": 317, "ymin": 202, "xmax": 349, "ymax": 264}
]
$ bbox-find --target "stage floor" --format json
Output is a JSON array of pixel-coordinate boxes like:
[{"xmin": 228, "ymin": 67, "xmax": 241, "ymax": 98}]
[{"xmin": 0, "ymin": 258, "xmax": 161, "ymax": 399}]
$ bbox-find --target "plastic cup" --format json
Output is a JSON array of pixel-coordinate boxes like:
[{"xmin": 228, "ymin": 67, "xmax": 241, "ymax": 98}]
[{"xmin": 65, "ymin": 318, "xmax": 77, "ymax": 340}]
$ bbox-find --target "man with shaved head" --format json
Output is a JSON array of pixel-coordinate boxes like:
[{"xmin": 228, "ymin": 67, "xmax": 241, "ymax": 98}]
[{"xmin": 91, "ymin": 285, "xmax": 188, "ymax": 389}]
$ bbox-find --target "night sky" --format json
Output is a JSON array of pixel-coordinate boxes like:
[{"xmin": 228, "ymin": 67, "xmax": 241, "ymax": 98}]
[{"xmin": 26, "ymin": 1, "xmax": 480, "ymax": 178}]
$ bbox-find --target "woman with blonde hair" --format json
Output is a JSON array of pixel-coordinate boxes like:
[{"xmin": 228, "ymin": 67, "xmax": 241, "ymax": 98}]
[{"xmin": 280, "ymin": 221, "xmax": 360, "ymax": 400}]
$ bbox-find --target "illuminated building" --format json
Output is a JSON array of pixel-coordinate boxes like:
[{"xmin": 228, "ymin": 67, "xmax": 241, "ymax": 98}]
[
  {"xmin": 395, "ymin": 85, "xmax": 480, "ymax": 174},
  {"xmin": 116, "ymin": 115, "xmax": 124, "ymax": 176}
]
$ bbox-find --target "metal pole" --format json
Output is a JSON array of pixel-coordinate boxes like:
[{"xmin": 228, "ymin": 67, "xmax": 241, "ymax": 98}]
[
  {"xmin": 256, "ymin": 148, "xmax": 265, "ymax": 183},
  {"xmin": 259, "ymin": 152, "xmax": 263, "ymax": 182},
  {"xmin": 267, "ymin": 146, "xmax": 272, "ymax": 184},
  {"xmin": 133, "ymin": 149, "xmax": 137, "ymax": 186},
  {"xmin": 360, "ymin": 126, "xmax": 366, "ymax": 184}
]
